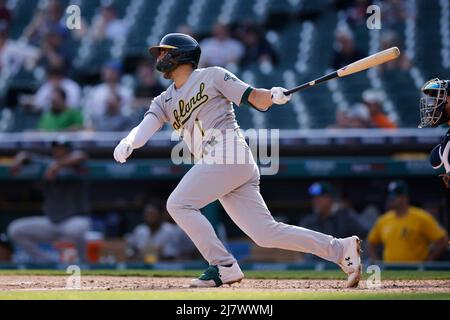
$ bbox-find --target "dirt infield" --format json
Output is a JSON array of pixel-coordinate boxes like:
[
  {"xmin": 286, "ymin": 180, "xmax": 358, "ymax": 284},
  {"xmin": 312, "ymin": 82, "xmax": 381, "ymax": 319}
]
[{"xmin": 1, "ymin": 276, "xmax": 449, "ymax": 293}]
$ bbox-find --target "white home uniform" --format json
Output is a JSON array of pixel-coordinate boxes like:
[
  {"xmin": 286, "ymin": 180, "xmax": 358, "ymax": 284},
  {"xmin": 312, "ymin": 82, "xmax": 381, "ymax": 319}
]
[{"xmin": 126, "ymin": 66, "xmax": 345, "ymax": 267}]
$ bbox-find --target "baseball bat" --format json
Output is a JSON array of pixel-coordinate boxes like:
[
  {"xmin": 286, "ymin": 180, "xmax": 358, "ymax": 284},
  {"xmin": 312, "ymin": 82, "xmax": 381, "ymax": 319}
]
[{"xmin": 284, "ymin": 47, "xmax": 400, "ymax": 95}]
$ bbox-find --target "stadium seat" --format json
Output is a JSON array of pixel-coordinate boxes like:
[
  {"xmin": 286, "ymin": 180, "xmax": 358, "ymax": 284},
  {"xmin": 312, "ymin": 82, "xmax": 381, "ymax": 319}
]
[{"xmin": 0, "ymin": 0, "xmax": 445, "ymax": 130}]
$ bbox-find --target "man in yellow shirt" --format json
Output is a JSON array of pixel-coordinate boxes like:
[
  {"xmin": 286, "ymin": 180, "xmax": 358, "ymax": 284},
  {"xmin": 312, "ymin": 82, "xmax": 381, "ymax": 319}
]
[{"xmin": 368, "ymin": 180, "xmax": 448, "ymax": 263}]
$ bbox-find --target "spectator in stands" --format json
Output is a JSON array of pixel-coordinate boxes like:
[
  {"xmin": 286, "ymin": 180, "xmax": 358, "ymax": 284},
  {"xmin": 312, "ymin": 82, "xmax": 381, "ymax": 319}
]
[
  {"xmin": 36, "ymin": 25, "xmax": 72, "ymax": 71},
  {"xmin": 300, "ymin": 182, "xmax": 369, "ymax": 240},
  {"xmin": 329, "ymin": 109, "xmax": 352, "ymax": 129},
  {"xmin": 347, "ymin": 103, "xmax": 371, "ymax": 128},
  {"xmin": 238, "ymin": 23, "xmax": 277, "ymax": 69},
  {"xmin": 381, "ymin": 0, "xmax": 415, "ymax": 27},
  {"xmin": 132, "ymin": 60, "xmax": 164, "ymax": 110},
  {"xmin": 91, "ymin": 3, "xmax": 128, "ymax": 43},
  {"xmin": 199, "ymin": 23, "xmax": 244, "ymax": 68},
  {"xmin": 127, "ymin": 202, "xmax": 197, "ymax": 262},
  {"xmin": 0, "ymin": 0, "xmax": 12, "ymax": 28},
  {"xmin": 90, "ymin": 91, "xmax": 132, "ymax": 131},
  {"xmin": 23, "ymin": 0, "xmax": 68, "ymax": 47},
  {"xmin": 37, "ymin": 87, "xmax": 83, "ymax": 132},
  {"xmin": 0, "ymin": 21, "xmax": 24, "ymax": 78},
  {"xmin": 8, "ymin": 138, "xmax": 91, "ymax": 263},
  {"xmin": 368, "ymin": 180, "xmax": 449, "ymax": 263},
  {"xmin": 176, "ymin": 24, "xmax": 195, "ymax": 38},
  {"xmin": 331, "ymin": 27, "xmax": 365, "ymax": 70},
  {"xmin": 0, "ymin": 22, "xmax": 40, "ymax": 80},
  {"xmin": 362, "ymin": 89, "xmax": 397, "ymax": 129},
  {"xmin": 330, "ymin": 103, "xmax": 371, "ymax": 129},
  {"xmin": 84, "ymin": 59, "xmax": 133, "ymax": 119},
  {"xmin": 34, "ymin": 65, "xmax": 81, "ymax": 111},
  {"xmin": 343, "ymin": 0, "xmax": 371, "ymax": 27},
  {"xmin": 378, "ymin": 31, "xmax": 411, "ymax": 73}
]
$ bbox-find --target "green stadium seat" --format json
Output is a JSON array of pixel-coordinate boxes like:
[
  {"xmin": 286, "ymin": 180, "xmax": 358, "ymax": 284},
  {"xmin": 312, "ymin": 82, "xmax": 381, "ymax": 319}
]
[
  {"xmin": 163, "ymin": 1, "xmax": 193, "ymax": 34},
  {"xmin": 415, "ymin": 0, "xmax": 443, "ymax": 79},
  {"xmin": 11, "ymin": 108, "xmax": 41, "ymax": 132},
  {"xmin": 9, "ymin": 0, "xmax": 40, "ymax": 39},
  {"xmin": 234, "ymin": 104, "xmax": 255, "ymax": 130},
  {"xmin": 381, "ymin": 69, "xmax": 420, "ymax": 127},
  {"xmin": 339, "ymin": 73, "xmax": 371, "ymax": 104},
  {"xmin": 232, "ymin": 0, "xmax": 257, "ymax": 22},
  {"xmin": 80, "ymin": 0, "xmax": 102, "ymax": 23},
  {"xmin": 123, "ymin": 1, "xmax": 158, "ymax": 57},
  {"xmin": 2, "ymin": 0, "xmax": 445, "ymax": 129},
  {"xmin": 195, "ymin": 0, "xmax": 225, "ymax": 34}
]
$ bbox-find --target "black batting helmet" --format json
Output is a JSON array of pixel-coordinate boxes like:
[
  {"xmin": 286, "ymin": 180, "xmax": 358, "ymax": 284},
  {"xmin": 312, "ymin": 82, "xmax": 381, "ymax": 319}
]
[{"xmin": 149, "ymin": 33, "xmax": 201, "ymax": 73}]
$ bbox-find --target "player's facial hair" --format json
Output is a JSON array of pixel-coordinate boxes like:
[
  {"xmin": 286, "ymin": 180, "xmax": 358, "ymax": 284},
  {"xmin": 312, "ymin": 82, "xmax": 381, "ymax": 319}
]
[{"xmin": 163, "ymin": 71, "xmax": 172, "ymax": 80}]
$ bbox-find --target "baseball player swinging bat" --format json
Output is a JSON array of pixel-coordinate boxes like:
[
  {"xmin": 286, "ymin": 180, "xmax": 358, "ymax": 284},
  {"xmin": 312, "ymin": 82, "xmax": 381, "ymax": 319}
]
[
  {"xmin": 284, "ymin": 47, "xmax": 401, "ymax": 95},
  {"xmin": 114, "ymin": 33, "xmax": 365, "ymax": 289}
]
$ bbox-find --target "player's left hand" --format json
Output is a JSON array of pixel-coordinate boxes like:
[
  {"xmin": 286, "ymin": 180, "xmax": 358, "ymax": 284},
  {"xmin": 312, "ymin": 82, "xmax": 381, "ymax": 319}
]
[
  {"xmin": 271, "ymin": 87, "xmax": 292, "ymax": 105},
  {"xmin": 114, "ymin": 139, "xmax": 133, "ymax": 163}
]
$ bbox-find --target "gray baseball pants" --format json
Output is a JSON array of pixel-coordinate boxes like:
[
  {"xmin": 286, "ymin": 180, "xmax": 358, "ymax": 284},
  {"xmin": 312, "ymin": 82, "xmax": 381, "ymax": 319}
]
[
  {"xmin": 8, "ymin": 216, "xmax": 91, "ymax": 263},
  {"xmin": 166, "ymin": 133, "xmax": 343, "ymax": 266}
]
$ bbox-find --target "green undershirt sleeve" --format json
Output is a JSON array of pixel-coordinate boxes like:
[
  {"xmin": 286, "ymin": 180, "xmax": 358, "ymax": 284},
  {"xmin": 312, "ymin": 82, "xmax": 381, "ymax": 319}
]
[
  {"xmin": 240, "ymin": 86, "xmax": 269, "ymax": 112},
  {"xmin": 241, "ymin": 86, "xmax": 253, "ymax": 106}
]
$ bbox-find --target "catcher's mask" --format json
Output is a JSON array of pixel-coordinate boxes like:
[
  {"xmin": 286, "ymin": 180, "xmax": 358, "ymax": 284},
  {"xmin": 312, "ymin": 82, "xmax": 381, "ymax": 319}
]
[
  {"xmin": 419, "ymin": 78, "xmax": 449, "ymax": 128},
  {"xmin": 149, "ymin": 33, "xmax": 201, "ymax": 73}
]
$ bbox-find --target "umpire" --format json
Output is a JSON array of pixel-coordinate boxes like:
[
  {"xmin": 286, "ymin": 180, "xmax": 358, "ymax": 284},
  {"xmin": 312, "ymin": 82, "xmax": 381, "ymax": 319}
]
[{"xmin": 7, "ymin": 137, "xmax": 91, "ymax": 263}]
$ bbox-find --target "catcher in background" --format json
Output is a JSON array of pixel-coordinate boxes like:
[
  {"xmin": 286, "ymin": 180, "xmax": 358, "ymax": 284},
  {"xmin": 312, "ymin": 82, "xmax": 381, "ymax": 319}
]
[{"xmin": 419, "ymin": 78, "xmax": 450, "ymax": 187}]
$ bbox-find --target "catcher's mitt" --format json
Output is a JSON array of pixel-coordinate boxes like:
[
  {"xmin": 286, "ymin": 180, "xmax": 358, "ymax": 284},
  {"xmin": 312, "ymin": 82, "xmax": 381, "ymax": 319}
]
[{"xmin": 439, "ymin": 173, "xmax": 450, "ymax": 188}]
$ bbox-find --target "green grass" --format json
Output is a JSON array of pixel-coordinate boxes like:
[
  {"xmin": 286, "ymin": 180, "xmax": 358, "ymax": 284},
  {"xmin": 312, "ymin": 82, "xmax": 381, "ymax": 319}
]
[
  {"xmin": 0, "ymin": 269, "xmax": 449, "ymax": 280},
  {"xmin": 0, "ymin": 291, "xmax": 448, "ymax": 300}
]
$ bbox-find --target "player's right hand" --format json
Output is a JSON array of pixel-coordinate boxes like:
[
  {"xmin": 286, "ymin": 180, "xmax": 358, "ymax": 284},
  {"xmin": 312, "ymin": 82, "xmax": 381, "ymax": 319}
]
[
  {"xmin": 113, "ymin": 140, "xmax": 133, "ymax": 163},
  {"xmin": 270, "ymin": 87, "xmax": 292, "ymax": 105}
]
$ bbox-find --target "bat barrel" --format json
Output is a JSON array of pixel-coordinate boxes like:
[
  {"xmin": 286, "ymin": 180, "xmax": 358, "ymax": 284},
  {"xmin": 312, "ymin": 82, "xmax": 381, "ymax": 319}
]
[
  {"xmin": 337, "ymin": 47, "xmax": 400, "ymax": 77},
  {"xmin": 285, "ymin": 47, "xmax": 400, "ymax": 95}
]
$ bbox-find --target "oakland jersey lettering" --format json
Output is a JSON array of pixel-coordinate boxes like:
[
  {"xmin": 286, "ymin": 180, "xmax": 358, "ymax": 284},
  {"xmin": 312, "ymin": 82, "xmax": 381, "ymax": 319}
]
[{"xmin": 172, "ymin": 82, "xmax": 208, "ymax": 130}]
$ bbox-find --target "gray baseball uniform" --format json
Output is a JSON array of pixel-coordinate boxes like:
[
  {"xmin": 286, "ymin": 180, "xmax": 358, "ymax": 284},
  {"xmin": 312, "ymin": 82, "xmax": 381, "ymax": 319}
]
[{"xmin": 144, "ymin": 66, "xmax": 344, "ymax": 266}]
